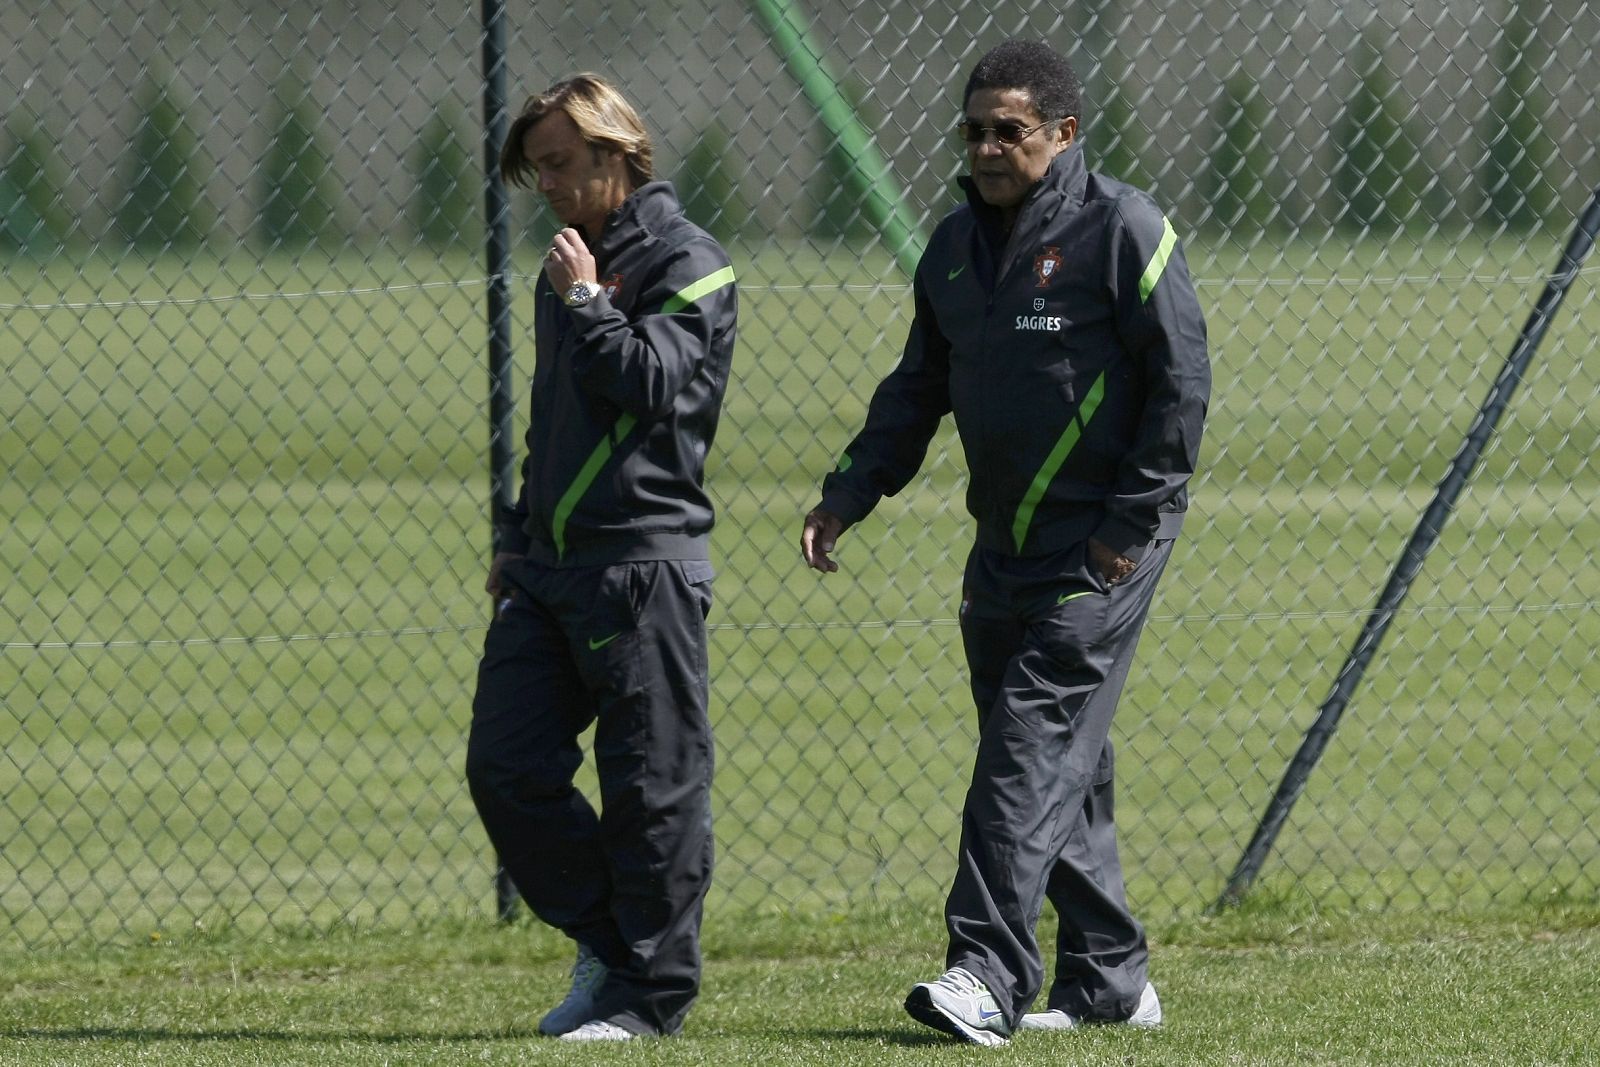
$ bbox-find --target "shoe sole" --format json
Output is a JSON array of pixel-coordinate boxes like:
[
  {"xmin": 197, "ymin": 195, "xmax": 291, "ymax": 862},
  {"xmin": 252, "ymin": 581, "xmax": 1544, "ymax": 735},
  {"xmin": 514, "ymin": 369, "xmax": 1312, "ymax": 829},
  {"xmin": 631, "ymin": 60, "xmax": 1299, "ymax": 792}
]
[
  {"xmin": 904, "ymin": 986, "xmax": 1009, "ymax": 1047},
  {"xmin": 1020, "ymin": 984, "xmax": 1161, "ymax": 1032},
  {"xmin": 1017, "ymin": 1014, "xmax": 1159, "ymax": 1032}
]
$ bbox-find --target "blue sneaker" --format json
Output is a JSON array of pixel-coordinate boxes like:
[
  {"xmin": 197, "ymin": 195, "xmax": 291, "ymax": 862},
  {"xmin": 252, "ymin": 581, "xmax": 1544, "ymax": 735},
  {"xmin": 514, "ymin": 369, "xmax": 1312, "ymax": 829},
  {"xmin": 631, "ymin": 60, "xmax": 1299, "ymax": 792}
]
[
  {"xmin": 537, "ymin": 944, "xmax": 607, "ymax": 1036},
  {"xmin": 904, "ymin": 967, "xmax": 1011, "ymax": 1047}
]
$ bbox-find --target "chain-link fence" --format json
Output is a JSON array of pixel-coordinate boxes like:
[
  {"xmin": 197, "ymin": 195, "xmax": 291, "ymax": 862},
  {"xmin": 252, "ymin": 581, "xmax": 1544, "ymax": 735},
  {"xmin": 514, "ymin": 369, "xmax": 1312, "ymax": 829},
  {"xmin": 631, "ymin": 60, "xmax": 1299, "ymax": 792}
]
[{"xmin": 3, "ymin": 0, "xmax": 1598, "ymax": 947}]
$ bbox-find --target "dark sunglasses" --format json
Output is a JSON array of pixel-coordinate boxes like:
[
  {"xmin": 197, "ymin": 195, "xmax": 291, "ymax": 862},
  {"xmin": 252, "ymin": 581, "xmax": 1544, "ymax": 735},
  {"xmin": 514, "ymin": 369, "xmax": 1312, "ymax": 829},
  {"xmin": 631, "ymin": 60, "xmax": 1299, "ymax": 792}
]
[{"xmin": 955, "ymin": 118, "xmax": 1054, "ymax": 146}]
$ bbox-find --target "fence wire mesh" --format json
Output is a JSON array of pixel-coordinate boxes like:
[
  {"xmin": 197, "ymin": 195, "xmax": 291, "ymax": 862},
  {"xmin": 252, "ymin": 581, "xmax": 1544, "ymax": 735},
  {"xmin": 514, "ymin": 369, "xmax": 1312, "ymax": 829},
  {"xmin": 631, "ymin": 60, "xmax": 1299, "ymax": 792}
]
[{"xmin": 3, "ymin": 0, "xmax": 1598, "ymax": 946}]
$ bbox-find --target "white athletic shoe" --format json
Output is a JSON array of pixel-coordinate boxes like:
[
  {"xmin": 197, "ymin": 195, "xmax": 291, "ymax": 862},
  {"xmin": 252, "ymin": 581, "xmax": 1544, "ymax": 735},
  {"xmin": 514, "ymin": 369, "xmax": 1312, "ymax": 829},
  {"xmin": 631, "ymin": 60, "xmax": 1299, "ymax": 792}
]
[
  {"xmin": 558, "ymin": 1020, "xmax": 635, "ymax": 1042},
  {"xmin": 1017, "ymin": 980, "xmax": 1162, "ymax": 1031},
  {"xmin": 903, "ymin": 966, "xmax": 1011, "ymax": 1047},
  {"xmin": 537, "ymin": 944, "xmax": 608, "ymax": 1036}
]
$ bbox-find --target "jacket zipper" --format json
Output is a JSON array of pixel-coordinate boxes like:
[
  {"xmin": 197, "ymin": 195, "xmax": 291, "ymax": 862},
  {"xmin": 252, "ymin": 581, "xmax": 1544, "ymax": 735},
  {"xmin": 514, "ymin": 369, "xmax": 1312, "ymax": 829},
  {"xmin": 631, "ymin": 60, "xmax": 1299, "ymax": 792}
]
[{"xmin": 980, "ymin": 222, "xmax": 1026, "ymax": 538}]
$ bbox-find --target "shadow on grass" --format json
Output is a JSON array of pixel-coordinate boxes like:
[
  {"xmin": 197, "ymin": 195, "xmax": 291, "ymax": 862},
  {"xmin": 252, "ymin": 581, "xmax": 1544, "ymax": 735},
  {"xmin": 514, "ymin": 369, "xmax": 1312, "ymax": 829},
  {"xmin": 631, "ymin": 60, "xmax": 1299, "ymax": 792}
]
[
  {"xmin": 6, "ymin": 1025, "xmax": 956, "ymax": 1048},
  {"xmin": 0, "ymin": 1027, "xmax": 513, "ymax": 1044},
  {"xmin": 783, "ymin": 1027, "xmax": 951, "ymax": 1046}
]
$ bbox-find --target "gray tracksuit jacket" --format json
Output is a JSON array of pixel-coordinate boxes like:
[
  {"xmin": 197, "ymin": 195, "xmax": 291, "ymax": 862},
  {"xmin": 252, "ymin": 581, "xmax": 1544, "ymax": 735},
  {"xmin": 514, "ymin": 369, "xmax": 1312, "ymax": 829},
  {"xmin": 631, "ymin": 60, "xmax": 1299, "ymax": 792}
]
[
  {"xmin": 497, "ymin": 181, "xmax": 737, "ymax": 567},
  {"xmin": 818, "ymin": 144, "xmax": 1209, "ymax": 561}
]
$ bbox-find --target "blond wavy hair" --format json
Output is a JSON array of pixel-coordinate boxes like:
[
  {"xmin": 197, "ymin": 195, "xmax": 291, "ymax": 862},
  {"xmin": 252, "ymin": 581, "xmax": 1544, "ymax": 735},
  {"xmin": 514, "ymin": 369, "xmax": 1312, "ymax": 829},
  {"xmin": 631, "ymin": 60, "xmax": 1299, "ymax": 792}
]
[{"xmin": 500, "ymin": 73, "xmax": 654, "ymax": 189}]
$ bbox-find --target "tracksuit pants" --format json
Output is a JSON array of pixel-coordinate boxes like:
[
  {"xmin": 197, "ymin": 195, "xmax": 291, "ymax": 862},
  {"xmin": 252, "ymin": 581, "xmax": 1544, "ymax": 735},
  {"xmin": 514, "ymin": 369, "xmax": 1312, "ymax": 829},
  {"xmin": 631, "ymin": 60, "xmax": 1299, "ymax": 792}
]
[
  {"xmin": 466, "ymin": 556, "xmax": 715, "ymax": 1037},
  {"xmin": 946, "ymin": 537, "xmax": 1175, "ymax": 1027}
]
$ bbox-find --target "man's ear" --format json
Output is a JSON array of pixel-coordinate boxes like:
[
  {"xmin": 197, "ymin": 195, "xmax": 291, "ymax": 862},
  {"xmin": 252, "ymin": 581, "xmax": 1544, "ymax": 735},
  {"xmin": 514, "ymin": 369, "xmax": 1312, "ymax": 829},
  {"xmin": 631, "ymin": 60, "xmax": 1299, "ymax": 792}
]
[{"xmin": 1056, "ymin": 115, "xmax": 1078, "ymax": 150}]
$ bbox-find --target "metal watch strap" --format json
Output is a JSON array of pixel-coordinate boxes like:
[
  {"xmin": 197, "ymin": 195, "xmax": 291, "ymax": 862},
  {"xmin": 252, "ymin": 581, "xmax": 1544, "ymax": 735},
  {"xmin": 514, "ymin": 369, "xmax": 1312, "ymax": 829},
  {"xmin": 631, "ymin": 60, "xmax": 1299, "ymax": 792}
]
[{"xmin": 563, "ymin": 281, "xmax": 602, "ymax": 307}]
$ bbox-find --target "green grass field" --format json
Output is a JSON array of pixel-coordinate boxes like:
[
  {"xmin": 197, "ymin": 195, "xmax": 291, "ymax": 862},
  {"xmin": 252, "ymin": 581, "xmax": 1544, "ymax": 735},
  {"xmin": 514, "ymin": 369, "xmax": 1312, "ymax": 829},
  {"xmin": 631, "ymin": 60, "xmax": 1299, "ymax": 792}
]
[
  {"xmin": 3, "ymin": 234, "xmax": 1598, "ymax": 961},
  {"xmin": 4, "ymin": 905, "xmax": 1599, "ymax": 1065}
]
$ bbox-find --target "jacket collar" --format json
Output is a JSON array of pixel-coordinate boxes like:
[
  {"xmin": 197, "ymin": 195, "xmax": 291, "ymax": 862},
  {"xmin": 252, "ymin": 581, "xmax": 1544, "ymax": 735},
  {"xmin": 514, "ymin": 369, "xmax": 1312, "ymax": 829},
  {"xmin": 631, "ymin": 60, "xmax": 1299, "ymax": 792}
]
[
  {"xmin": 958, "ymin": 142, "xmax": 1088, "ymax": 246},
  {"xmin": 585, "ymin": 180, "xmax": 682, "ymax": 264}
]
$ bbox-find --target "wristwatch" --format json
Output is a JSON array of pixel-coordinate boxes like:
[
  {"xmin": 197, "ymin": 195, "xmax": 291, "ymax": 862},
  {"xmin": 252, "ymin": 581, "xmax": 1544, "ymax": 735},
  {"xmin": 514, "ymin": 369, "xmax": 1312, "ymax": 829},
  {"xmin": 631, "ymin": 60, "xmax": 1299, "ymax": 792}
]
[{"xmin": 562, "ymin": 280, "xmax": 603, "ymax": 308}]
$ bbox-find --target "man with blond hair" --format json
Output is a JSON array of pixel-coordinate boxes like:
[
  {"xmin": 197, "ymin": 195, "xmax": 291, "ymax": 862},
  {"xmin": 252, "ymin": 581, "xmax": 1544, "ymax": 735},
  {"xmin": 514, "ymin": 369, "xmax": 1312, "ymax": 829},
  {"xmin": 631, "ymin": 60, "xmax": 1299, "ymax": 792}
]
[{"xmin": 466, "ymin": 73, "xmax": 737, "ymax": 1042}]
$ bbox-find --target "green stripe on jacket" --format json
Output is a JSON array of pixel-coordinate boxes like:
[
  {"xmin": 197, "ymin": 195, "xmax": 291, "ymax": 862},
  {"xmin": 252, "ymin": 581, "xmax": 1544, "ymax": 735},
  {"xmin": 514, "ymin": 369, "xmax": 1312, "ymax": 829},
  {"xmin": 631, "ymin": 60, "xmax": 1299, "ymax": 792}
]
[
  {"xmin": 662, "ymin": 265, "xmax": 736, "ymax": 314},
  {"xmin": 1010, "ymin": 372, "xmax": 1106, "ymax": 554},
  {"xmin": 1139, "ymin": 217, "xmax": 1177, "ymax": 304},
  {"xmin": 551, "ymin": 413, "xmax": 638, "ymax": 560}
]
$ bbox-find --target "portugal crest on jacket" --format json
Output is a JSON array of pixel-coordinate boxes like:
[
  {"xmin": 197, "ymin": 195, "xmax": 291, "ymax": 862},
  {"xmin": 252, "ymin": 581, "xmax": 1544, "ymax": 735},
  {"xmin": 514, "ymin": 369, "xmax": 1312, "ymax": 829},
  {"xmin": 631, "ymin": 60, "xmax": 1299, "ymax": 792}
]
[
  {"xmin": 1033, "ymin": 246, "xmax": 1063, "ymax": 288},
  {"xmin": 602, "ymin": 273, "xmax": 625, "ymax": 300}
]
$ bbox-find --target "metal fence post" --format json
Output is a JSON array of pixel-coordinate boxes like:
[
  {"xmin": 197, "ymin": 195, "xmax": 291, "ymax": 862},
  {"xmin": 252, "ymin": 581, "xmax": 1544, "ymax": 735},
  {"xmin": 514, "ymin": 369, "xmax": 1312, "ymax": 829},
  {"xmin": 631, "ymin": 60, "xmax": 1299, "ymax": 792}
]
[
  {"xmin": 1216, "ymin": 183, "xmax": 1600, "ymax": 909},
  {"xmin": 481, "ymin": 0, "xmax": 521, "ymax": 924}
]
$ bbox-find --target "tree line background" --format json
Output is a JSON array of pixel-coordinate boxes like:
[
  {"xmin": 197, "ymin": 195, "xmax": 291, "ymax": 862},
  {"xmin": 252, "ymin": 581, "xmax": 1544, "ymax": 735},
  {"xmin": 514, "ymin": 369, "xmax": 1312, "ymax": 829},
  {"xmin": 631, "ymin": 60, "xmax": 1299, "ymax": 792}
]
[{"xmin": 0, "ymin": 0, "xmax": 1574, "ymax": 259}]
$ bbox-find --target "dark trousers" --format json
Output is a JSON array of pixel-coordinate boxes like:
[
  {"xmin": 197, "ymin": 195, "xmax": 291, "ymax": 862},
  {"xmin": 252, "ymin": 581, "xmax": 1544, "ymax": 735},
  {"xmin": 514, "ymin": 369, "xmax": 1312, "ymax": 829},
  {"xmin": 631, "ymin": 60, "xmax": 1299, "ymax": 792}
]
[
  {"xmin": 466, "ymin": 557, "xmax": 715, "ymax": 1037},
  {"xmin": 946, "ymin": 538, "xmax": 1174, "ymax": 1026}
]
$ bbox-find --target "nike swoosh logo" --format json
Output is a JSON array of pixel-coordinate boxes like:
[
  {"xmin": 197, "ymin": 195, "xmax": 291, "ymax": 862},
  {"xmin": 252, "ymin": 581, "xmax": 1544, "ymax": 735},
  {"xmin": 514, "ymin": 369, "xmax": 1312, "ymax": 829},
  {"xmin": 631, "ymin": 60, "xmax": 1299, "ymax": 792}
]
[
  {"xmin": 1057, "ymin": 590, "xmax": 1095, "ymax": 605},
  {"xmin": 587, "ymin": 632, "xmax": 623, "ymax": 651},
  {"xmin": 978, "ymin": 1007, "xmax": 1004, "ymax": 1020},
  {"xmin": 947, "ymin": 265, "xmax": 965, "ymax": 280}
]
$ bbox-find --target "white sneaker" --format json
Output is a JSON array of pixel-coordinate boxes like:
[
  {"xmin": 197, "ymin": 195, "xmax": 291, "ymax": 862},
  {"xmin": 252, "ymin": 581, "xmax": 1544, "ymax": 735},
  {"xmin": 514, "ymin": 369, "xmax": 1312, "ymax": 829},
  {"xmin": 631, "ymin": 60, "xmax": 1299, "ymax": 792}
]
[
  {"xmin": 903, "ymin": 966, "xmax": 1011, "ymax": 1047},
  {"xmin": 558, "ymin": 1020, "xmax": 634, "ymax": 1042},
  {"xmin": 1017, "ymin": 981, "xmax": 1162, "ymax": 1031},
  {"xmin": 1128, "ymin": 981, "xmax": 1163, "ymax": 1027},
  {"xmin": 537, "ymin": 944, "xmax": 608, "ymax": 1036}
]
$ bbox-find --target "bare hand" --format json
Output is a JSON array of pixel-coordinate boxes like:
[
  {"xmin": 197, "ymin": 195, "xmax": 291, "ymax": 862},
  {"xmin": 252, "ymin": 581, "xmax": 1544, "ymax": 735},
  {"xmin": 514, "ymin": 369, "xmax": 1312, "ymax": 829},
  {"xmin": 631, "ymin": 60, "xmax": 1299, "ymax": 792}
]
[
  {"xmin": 544, "ymin": 228, "xmax": 597, "ymax": 293},
  {"xmin": 801, "ymin": 509, "xmax": 845, "ymax": 573},
  {"xmin": 1088, "ymin": 537, "xmax": 1136, "ymax": 587},
  {"xmin": 485, "ymin": 551, "xmax": 524, "ymax": 597}
]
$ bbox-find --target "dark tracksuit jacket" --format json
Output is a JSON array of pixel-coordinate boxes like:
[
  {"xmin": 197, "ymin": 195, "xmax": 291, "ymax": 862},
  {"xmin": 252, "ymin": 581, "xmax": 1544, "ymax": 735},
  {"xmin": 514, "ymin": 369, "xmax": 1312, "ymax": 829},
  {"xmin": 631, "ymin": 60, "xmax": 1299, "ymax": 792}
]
[
  {"xmin": 817, "ymin": 144, "xmax": 1208, "ymax": 1025},
  {"xmin": 468, "ymin": 181, "xmax": 736, "ymax": 1037},
  {"xmin": 495, "ymin": 180, "xmax": 737, "ymax": 567},
  {"xmin": 818, "ymin": 143, "xmax": 1206, "ymax": 562}
]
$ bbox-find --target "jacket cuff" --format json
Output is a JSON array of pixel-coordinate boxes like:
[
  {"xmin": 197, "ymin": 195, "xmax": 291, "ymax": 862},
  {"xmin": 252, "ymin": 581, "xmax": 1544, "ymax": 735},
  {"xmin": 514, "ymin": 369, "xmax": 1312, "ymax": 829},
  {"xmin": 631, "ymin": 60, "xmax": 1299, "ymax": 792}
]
[
  {"xmin": 1091, "ymin": 513, "xmax": 1152, "ymax": 564},
  {"xmin": 566, "ymin": 297, "xmax": 621, "ymax": 383},
  {"xmin": 567, "ymin": 291, "xmax": 612, "ymax": 331},
  {"xmin": 816, "ymin": 487, "xmax": 874, "ymax": 530},
  {"xmin": 495, "ymin": 508, "xmax": 531, "ymax": 556}
]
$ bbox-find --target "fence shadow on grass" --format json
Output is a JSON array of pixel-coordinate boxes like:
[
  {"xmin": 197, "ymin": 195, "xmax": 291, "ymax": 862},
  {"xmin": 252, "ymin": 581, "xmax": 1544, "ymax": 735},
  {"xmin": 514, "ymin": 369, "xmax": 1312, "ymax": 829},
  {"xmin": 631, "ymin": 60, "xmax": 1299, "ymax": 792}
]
[{"xmin": 0, "ymin": 1026, "xmax": 515, "ymax": 1044}]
